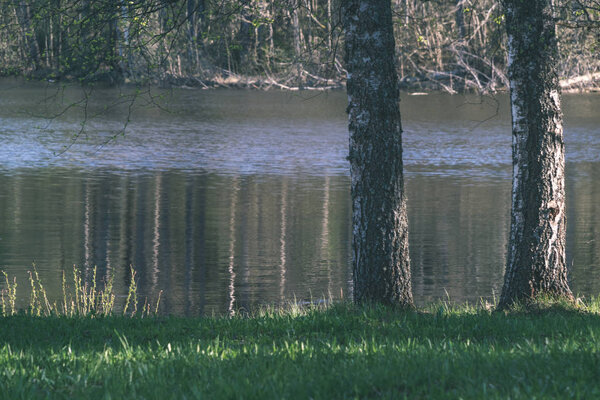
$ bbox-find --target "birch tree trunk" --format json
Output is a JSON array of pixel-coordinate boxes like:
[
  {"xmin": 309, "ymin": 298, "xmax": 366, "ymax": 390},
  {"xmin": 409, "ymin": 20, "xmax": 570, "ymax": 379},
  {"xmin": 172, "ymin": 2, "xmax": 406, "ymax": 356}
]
[
  {"xmin": 454, "ymin": 0, "xmax": 467, "ymax": 92},
  {"xmin": 498, "ymin": 0, "xmax": 573, "ymax": 309},
  {"xmin": 343, "ymin": 0, "xmax": 413, "ymax": 306},
  {"xmin": 291, "ymin": 1, "xmax": 303, "ymax": 87}
]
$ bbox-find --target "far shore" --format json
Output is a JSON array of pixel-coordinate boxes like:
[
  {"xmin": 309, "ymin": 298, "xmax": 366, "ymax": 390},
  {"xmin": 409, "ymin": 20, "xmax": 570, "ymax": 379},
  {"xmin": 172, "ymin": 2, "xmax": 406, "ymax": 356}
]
[{"xmin": 2, "ymin": 70, "xmax": 599, "ymax": 94}]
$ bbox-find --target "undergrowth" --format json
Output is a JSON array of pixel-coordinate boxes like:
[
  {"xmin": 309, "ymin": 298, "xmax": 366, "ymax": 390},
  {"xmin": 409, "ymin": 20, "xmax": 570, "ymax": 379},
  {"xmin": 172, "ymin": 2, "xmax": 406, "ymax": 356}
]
[
  {"xmin": 1, "ymin": 270, "xmax": 600, "ymax": 398},
  {"xmin": 1, "ymin": 266, "xmax": 161, "ymax": 317}
]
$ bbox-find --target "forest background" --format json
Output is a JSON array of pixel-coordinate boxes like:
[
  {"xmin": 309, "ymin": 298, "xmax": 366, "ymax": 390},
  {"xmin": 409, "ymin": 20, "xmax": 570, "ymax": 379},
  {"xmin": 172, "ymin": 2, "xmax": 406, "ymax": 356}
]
[{"xmin": 0, "ymin": 0, "xmax": 598, "ymax": 93}]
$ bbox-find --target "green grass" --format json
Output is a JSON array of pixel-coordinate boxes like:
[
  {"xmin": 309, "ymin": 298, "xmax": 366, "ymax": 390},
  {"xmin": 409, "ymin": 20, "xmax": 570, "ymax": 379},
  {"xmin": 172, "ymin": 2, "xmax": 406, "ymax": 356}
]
[
  {"xmin": 2, "ymin": 298, "xmax": 600, "ymax": 399},
  {"xmin": 2, "ymin": 266, "xmax": 160, "ymax": 318}
]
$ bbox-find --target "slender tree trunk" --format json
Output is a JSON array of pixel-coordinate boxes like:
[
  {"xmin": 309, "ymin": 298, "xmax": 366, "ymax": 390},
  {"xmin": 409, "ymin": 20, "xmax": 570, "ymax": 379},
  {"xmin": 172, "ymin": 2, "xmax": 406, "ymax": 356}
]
[
  {"xmin": 236, "ymin": 0, "xmax": 253, "ymax": 70},
  {"xmin": 327, "ymin": 0, "xmax": 332, "ymax": 51},
  {"xmin": 13, "ymin": 0, "xmax": 40, "ymax": 69},
  {"xmin": 343, "ymin": 0, "xmax": 413, "ymax": 306},
  {"xmin": 57, "ymin": 1, "xmax": 62, "ymax": 71},
  {"xmin": 498, "ymin": 0, "xmax": 573, "ymax": 309},
  {"xmin": 80, "ymin": 0, "xmax": 91, "ymax": 75},
  {"xmin": 305, "ymin": 0, "xmax": 313, "ymax": 56},
  {"xmin": 455, "ymin": 0, "xmax": 466, "ymax": 40},
  {"xmin": 269, "ymin": 11, "xmax": 274, "ymax": 60},
  {"xmin": 45, "ymin": 23, "xmax": 50, "ymax": 68},
  {"xmin": 267, "ymin": 4, "xmax": 274, "ymax": 66},
  {"xmin": 114, "ymin": 0, "xmax": 131, "ymax": 80},
  {"xmin": 105, "ymin": 0, "xmax": 122, "ymax": 82},
  {"xmin": 187, "ymin": 0, "xmax": 197, "ymax": 70},
  {"xmin": 455, "ymin": 0, "xmax": 467, "ymax": 92},
  {"xmin": 292, "ymin": 1, "xmax": 303, "ymax": 87},
  {"xmin": 196, "ymin": 0, "xmax": 205, "ymax": 55}
]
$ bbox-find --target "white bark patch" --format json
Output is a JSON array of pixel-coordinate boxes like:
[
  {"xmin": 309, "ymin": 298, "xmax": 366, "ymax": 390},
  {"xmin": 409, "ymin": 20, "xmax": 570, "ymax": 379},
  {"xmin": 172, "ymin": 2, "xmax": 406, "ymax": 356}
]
[
  {"xmin": 507, "ymin": 33, "xmax": 519, "ymax": 126},
  {"xmin": 546, "ymin": 89, "xmax": 565, "ymax": 271},
  {"xmin": 549, "ymin": 89, "xmax": 563, "ymax": 134}
]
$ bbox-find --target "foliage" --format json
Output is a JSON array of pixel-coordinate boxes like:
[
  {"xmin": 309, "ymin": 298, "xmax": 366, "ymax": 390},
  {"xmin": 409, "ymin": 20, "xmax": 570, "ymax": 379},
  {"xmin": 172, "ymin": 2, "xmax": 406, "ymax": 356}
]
[
  {"xmin": 0, "ymin": 0, "xmax": 597, "ymax": 91},
  {"xmin": 0, "ymin": 0, "xmax": 346, "ymax": 87}
]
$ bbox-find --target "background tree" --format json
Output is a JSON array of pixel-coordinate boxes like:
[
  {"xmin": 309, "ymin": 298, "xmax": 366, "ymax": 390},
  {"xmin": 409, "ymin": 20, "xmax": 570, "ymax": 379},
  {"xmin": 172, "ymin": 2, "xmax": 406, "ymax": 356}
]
[
  {"xmin": 0, "ymin": 1, "xmax": 597, "ymax": 91},
  {"xmin": 498, "ymin": 0, "xmax": 573, "ymax": 309},
  {"xmin": 343, "ymin": 0, "xmax": 412, "ymax": 305}
]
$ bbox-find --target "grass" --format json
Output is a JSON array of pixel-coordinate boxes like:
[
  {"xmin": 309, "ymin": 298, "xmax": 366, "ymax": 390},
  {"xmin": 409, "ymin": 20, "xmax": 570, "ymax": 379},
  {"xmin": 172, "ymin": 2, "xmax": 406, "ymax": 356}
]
[
  {"xmin": 1, "ymin": 296, "xmax": 600, "ymax": 399},
  {"xmin": 2, "ymin": 266, "xmax": 160, "ymax": 318}
]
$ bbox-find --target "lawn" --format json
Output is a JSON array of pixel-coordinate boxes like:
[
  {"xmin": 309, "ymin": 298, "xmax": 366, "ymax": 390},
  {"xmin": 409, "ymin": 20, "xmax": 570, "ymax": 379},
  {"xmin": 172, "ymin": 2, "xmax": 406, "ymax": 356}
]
[{"xmin": 1, "ymin": 299, "xmax": 600, "ymax": 399}]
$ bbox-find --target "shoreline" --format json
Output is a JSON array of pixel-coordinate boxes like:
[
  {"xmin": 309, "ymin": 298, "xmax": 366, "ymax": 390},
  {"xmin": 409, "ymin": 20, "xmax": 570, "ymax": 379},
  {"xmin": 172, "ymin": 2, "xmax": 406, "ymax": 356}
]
[{"xmin": 3, "ymin": 70, "xmax": 599, "ymax": 94}]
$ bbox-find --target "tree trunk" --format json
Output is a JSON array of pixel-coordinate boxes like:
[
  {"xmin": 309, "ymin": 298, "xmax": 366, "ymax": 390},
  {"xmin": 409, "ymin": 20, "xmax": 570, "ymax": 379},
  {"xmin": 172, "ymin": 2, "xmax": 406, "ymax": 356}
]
[
  {"xmin": 111, "ymin": 0, "xmax": 132, "ymax": 81},
  {"xmin": 13, "ymin": 0, "xmax": 40, "ymax": 69},
  {"xmin": 498, "ymin": 0, "xmax": 573, "ymax": 309},
  {"xmin": 343, "ymin": 0, "xmax": 413, "ymax": 306},
  {"xmin": 187, "ymin": 0, "xmax": 197, "ymax": 70},
  {"xmin": 291, "ymin": 1, "xmax": 303, "ymax": 87},
  {"xmin": 455, "ymin": 0, "xmax": 466, "ymax": 40},
  {"xmin": 326, "ymin": 0, "xmax": 332, "ymax": 51},
  {"xmin": 454, "ymin": 0, "xmax": 467, "ymax": 92},
  {"xmin": 236, "ymin": 0, "xmax": 253, "ymax": 70}
]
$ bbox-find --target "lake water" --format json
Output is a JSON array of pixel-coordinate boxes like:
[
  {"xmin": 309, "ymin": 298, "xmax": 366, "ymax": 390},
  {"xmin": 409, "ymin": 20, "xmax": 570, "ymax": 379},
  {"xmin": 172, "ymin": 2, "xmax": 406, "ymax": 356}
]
[{"xmin": 0, "ymin": 81, "xmax": 599, "ymax": 314}]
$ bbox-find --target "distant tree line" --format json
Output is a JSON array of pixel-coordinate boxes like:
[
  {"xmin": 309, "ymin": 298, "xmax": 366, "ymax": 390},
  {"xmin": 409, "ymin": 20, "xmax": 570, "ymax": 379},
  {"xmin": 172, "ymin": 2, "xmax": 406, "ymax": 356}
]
[
  {"xmin": 0, "ymin": 0, "xmax": 345, "ymax": 88},
  {"xmin": 0, "ymin": 0, "xmax": 598, "ymax": 91},
  {"xmin": 395, "ymin": 0, "xmax": 599, "ymax": 92}
]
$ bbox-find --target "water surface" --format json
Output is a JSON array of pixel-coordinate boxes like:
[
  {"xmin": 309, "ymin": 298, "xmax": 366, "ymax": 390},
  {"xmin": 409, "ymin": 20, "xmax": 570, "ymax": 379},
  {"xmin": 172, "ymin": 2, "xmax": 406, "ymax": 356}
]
[{"xmin": 0, "ymin": 82, "xmax": 599, "ymax": 314}]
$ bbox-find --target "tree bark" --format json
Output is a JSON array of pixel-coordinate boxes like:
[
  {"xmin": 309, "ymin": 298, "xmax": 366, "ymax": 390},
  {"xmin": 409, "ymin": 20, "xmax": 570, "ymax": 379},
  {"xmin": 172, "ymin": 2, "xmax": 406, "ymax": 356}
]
[
  {"xmin": 13, "ymin": 0, "xmax": 41, "ymax": 69},
  {"xmin": 454, "ymin": 0, "xmax": 467, "ymax": 92},
  {"xmin": 326, "ymin": 0, "xmax": 332, "ymax": 51},
  {"xmin": 498, "ymin": 0, "xmax": 573, "ymax": 309},
  {"xmin": 236, "ymin": 0, "xmax": 254, "ymax": 70},
  {"xmin": 187, "ymin": 0, "xmax": 197, "ymax": 70},
  {"xmin": 343, "ymin": 0, "xmax": 413, "ymax": 306},
  {"xmin": 291, "ymin": 0, "xmax": 303, "ymax": 87},
  {"xmin": 455, "ymin": 0, "xmax": 466, "ymax": 40}
]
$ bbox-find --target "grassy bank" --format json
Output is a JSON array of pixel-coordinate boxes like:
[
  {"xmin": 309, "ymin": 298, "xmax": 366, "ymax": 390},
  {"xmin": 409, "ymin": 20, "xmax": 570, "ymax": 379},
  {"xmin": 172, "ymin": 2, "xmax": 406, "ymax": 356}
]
[{"xmin": 1, "ymin": 299, "xmax": 600, "ymax": 399}]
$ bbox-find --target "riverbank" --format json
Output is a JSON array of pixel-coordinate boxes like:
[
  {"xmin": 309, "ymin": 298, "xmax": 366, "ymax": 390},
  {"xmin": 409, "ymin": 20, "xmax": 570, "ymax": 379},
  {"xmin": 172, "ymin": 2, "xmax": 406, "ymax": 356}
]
[
  {"xmin": 102, "ymin": 70, "xmax": 600, "ymax": 93},
  {"xmin": 1, "ymin": 299, "xmax": 600, "ymax": 399},
  {"xmin": 7, "ymin": 68, "xmax": 600, "ymax": 93}
]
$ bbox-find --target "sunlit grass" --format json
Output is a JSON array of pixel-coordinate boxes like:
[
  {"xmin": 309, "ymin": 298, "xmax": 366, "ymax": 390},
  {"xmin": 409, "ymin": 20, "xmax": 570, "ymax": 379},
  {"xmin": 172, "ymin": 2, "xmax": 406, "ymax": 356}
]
[{"xmin": 1, "ymin": 292, "xmax": 600, "ymax": 398}]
